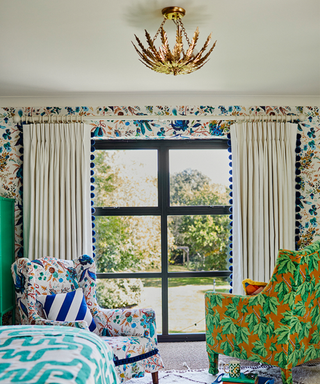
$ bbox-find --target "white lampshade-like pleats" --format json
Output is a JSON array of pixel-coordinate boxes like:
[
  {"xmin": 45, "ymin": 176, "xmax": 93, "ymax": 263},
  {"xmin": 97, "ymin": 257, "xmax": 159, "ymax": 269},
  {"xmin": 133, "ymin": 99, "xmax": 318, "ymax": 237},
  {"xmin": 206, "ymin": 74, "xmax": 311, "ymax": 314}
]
[
  {"xmin": 231, "ymin": 121, "xmax": 297, "ymax": 294},
  {"xmin": 23, "ymin": 122, "xmax": 92, "ymax": 260}
]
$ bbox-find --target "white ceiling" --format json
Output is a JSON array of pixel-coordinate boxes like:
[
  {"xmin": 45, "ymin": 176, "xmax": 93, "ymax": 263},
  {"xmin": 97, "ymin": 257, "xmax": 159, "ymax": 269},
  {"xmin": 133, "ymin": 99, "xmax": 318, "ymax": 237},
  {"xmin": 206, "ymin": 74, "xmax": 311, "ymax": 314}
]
[{"xmin": 1, "ymin": 0, "xmax": 320, "ymax": 106}]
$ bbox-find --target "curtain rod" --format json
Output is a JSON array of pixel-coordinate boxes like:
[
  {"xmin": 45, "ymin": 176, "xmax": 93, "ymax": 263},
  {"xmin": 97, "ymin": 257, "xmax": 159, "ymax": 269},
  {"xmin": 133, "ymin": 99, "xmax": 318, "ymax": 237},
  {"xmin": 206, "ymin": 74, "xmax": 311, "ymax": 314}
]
[{"xmin": 14, "ymin": 113, "xmax": 305, "ymax": 123}]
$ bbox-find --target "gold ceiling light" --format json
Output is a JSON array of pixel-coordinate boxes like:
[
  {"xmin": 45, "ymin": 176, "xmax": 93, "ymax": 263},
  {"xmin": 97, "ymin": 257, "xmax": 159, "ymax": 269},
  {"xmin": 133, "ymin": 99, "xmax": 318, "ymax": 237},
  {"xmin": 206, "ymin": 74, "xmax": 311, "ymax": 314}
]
[{"xmin": 132, "ymin": 6, "xmax": 217, "ymax": 76}]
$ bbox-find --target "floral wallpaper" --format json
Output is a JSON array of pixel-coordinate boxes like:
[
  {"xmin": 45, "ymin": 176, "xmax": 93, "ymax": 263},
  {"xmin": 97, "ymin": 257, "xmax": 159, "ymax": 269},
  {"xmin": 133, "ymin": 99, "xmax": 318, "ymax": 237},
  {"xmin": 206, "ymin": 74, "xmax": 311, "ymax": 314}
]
[{"xmin": 0, "ymin": 105, "xmax": 319, "ymax": 260}]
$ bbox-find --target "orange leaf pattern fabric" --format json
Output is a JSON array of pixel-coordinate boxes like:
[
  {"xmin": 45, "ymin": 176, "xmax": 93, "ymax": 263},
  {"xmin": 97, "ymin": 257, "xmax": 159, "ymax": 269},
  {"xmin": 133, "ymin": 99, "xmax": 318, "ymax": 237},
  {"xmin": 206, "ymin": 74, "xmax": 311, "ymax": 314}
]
[{"xmin": 205, "ymin": 240, "xmax": 320, "ymax": 384}]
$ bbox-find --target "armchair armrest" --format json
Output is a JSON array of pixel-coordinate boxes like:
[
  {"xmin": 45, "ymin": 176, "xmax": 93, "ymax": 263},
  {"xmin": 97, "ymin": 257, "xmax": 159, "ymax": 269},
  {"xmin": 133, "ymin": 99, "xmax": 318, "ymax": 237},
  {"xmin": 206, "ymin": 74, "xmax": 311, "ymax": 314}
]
[{"xmin": 96, "ymin": 307, "xmax": 158, "ymax": 344}]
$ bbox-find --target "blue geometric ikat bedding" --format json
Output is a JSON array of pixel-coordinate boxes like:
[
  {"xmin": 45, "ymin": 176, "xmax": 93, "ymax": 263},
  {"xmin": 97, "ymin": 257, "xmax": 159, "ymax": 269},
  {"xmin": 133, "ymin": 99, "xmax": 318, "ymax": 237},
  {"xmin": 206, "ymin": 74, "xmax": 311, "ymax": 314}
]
[{"xmin": 0, "ymin": 325, "xmax": 119, "ymax": 384}]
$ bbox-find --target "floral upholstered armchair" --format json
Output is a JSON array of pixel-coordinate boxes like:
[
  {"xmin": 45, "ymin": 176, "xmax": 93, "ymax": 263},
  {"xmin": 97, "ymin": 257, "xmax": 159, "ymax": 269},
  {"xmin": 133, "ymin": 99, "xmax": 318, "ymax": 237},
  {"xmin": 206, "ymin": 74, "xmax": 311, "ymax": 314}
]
[
  {"xmin": 11, "ymin": 255, "xmax": 164, "ymax": 383},
  {"xmin": 205, "ymin": 240, "xmax": 320, "ymax": 384}
]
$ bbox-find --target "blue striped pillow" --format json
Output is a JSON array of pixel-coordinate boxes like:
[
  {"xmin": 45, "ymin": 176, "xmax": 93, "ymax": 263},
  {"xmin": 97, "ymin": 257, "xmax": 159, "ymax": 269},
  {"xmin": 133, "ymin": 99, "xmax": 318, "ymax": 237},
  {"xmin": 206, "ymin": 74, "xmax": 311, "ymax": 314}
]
[{"xmin": 37, "ymin": 288, "xmax": 98, "ymax": 334}]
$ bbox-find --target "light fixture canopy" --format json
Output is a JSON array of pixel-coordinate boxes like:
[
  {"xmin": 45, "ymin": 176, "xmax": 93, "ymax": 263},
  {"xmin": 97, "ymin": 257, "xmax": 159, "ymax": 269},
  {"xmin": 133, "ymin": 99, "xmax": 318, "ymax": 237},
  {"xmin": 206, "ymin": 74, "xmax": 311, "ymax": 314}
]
[{"xmin": 132, "ymin": 6, "xmax": 217, "ymax": 76}]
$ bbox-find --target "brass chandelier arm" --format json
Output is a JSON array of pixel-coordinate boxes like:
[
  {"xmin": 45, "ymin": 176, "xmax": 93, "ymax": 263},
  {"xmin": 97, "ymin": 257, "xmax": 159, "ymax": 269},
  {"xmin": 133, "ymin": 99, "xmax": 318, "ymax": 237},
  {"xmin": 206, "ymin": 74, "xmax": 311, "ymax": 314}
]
[
  {"xmin": 152, "ymin": 18, "xmax": 167, "ymax": 43},
  {"xmin": 145, "ymin": 30, "xmax": 163, "ymax": 62},
  {"xmin": 194, "ymin": 41, "xmax": 217, "ymax": 66},
  {"xmin": 132, "ymin": 35, "xmax": 155, "ymax": 62},
  {"xmin": 184, "ymin": 27, "xmax": 200, "ymax": 61},
  {"xmin": 175, "ymin": 19, "xmax": 191, "ymax": 46},
  {"xmin": 172, "ymin": 25, "xmax": 183, "ymax": 61},
  {"xmin": 194, "ymin": 34, "xmax": 213, "ymax": 61},
  {"xmin": 160, "ymin": 28, "xmax": 174, "ymax": 62}
]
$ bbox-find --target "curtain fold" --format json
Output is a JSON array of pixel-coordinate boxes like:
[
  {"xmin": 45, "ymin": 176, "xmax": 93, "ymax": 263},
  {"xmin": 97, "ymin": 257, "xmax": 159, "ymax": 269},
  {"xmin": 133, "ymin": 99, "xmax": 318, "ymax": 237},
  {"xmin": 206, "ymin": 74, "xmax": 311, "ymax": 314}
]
[
  {"xmin": 23, "ymin": 122, "xmax": 92, "ymax": 260},
  {"xmin": 231, "ymin": 121, "xmax": 297, "ymax": 294}
]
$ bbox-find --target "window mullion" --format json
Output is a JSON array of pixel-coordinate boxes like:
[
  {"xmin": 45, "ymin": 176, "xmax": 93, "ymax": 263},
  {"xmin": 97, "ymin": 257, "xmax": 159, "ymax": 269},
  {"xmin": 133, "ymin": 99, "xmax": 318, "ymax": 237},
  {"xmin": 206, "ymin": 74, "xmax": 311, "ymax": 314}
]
[{"xmin": 159, "ymin": 146, "xmax": 169, "ymax": 336}]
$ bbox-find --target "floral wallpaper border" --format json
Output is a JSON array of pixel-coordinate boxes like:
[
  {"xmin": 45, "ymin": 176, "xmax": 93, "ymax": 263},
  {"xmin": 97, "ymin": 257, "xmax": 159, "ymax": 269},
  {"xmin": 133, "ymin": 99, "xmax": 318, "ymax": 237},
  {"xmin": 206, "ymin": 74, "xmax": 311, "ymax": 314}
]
[{"xmin": 0, "ymin": 105, "xmax": 319, "ymax": 259}]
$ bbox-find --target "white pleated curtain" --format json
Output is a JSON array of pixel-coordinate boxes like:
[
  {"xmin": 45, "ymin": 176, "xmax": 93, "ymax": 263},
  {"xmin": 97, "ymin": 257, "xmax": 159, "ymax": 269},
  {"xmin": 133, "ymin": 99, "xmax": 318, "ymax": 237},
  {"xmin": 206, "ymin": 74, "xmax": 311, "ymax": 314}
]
[
  {"xmin": 231, "ymin": 120, "xmax": 297, "ymax": 294},
  {"xmin": 23, "ymin": 122, "xmax": 92, "ymax": 260}
]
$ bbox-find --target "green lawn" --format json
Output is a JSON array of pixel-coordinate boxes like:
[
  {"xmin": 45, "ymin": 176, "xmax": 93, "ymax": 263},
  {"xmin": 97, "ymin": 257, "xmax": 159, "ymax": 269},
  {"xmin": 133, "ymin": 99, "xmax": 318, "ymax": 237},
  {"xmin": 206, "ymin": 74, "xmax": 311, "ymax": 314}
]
[{"xmin": 144, "ymin": 264, "xmax": 229, "ymax": 288}]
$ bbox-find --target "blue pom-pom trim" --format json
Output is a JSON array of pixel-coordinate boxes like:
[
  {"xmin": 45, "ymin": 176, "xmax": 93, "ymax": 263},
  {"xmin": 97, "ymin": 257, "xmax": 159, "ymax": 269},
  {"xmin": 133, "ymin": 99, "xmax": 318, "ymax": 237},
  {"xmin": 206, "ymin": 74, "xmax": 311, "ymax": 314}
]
[
  {"xmin": 91, "ymin": 137, "xmax": 96, "ymax": 257},
  {"xmin": 227, "ymin": 137, "xmax": 233, "ymax": 292},
  {"xmin": 295, "ymin": 135, "xmax": 301, "ymax": 250}
]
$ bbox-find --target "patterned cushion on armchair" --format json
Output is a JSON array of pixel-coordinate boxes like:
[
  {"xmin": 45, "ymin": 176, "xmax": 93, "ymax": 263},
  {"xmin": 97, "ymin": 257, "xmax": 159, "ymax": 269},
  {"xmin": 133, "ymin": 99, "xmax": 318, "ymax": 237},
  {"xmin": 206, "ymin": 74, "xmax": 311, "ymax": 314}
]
[{"xmin": 12, "ymin": 255, "xmax": 164, "ymax": 383}]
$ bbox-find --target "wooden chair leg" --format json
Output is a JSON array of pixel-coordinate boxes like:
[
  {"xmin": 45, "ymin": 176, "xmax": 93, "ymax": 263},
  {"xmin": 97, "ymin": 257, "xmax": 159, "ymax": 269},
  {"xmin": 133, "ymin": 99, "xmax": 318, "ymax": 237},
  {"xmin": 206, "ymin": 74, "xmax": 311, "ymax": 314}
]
[
  {"xmin": 152, "ymin": 371, "xmax": 159, "ymax": 384},
  {"xmin": 280, "ymin": 368, "xmax": 292, "ymax": 384}
]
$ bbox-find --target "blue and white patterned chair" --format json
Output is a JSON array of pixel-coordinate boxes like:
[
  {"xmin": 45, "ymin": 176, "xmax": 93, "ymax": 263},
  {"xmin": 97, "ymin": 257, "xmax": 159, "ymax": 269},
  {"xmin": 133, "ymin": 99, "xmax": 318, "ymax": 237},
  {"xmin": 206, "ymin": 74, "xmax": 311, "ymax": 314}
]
[{"xmin": 12, "ymin": 255, "xmax": 164, "ymax": 383}]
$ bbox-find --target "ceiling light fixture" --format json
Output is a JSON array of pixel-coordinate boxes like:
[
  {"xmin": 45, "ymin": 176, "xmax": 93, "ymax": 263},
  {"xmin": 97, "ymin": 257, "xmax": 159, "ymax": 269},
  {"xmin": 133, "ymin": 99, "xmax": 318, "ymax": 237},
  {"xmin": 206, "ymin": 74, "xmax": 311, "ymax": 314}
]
[{"xmin": 132, "ymin": 6, "xmax": 217, "ymax": 76}]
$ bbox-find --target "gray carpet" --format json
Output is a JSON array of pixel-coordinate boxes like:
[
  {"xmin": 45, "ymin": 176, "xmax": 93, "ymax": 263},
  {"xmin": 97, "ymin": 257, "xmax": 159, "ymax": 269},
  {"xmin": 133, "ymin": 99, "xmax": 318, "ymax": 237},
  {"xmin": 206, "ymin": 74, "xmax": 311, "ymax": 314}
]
[
  {"xmin": 157, "ymin": 341, "xmax": 320, "ymax": 371},
  {"xmin": 158, "ymin": 341, "xmax": 209, "ymax": 370},
  {"xmin": 157, "ymin": 341, "xmax": 261, "ymax": 371}
]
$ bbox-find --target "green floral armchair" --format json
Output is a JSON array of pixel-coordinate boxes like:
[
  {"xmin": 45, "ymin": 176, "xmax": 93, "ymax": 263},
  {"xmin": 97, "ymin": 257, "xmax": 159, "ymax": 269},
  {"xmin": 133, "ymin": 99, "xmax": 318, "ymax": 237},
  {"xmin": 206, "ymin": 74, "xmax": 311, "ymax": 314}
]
[{"xmin": 205, "ymin": 240, "xmax": 320, "ymax": 384}]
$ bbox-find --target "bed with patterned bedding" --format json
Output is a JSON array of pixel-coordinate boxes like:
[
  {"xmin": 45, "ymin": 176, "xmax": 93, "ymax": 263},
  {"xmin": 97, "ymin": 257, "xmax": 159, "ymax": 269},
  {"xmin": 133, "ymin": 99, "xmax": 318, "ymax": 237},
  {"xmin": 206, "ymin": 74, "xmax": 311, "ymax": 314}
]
[{"xmin": 0, "ymin": 325, "xmax": 119, "ymax": 384}]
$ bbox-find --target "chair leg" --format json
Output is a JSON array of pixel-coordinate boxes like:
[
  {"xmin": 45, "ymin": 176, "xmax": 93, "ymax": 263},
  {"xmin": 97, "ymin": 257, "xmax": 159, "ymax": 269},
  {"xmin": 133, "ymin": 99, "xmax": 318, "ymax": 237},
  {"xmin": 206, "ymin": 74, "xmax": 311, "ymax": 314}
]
[
  {"xmin": 207, "ymin": 350, "xmax": 219, "ymax": 375},
  {"xmin": 152, "ymin": 372, "xmax": 158, "ymax": 384},
  {"xmin": 281, "ymin": 368, "xmax": 292, "ymax": 384}
]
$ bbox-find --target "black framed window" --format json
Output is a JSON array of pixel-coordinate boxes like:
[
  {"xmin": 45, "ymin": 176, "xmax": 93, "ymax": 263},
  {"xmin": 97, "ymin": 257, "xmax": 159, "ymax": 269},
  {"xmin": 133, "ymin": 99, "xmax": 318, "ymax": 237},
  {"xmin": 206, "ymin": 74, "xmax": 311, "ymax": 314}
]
[{"xmin": 93, "ymin": 139, "xmax": 231, "ymax": 341}]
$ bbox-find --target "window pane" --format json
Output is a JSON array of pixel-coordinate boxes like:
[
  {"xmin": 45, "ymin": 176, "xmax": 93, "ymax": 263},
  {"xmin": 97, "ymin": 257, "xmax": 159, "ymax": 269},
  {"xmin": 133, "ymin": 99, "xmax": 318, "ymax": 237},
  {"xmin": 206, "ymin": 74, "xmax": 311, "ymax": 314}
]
[
  {"xmin": 97, "ymin": 278, "xmax": 162, "ymax": 334},
  {"xmin": 168, "ymin": 215, "xmax": 230, "ymax": 272},
  {"xmin": 95, "ymin": 216, "xmax": 161, "ymax": 273},
  {"xmin": 169, "ymin": 149, "xmax": 229, "ymax": 206},
  {"xmin": 168, "ymin": 277, "xmax": 229, "ymax": 334},
  {"xmin": 94, "ymin": 149, "xmax": 158, "ymax": 207}
]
